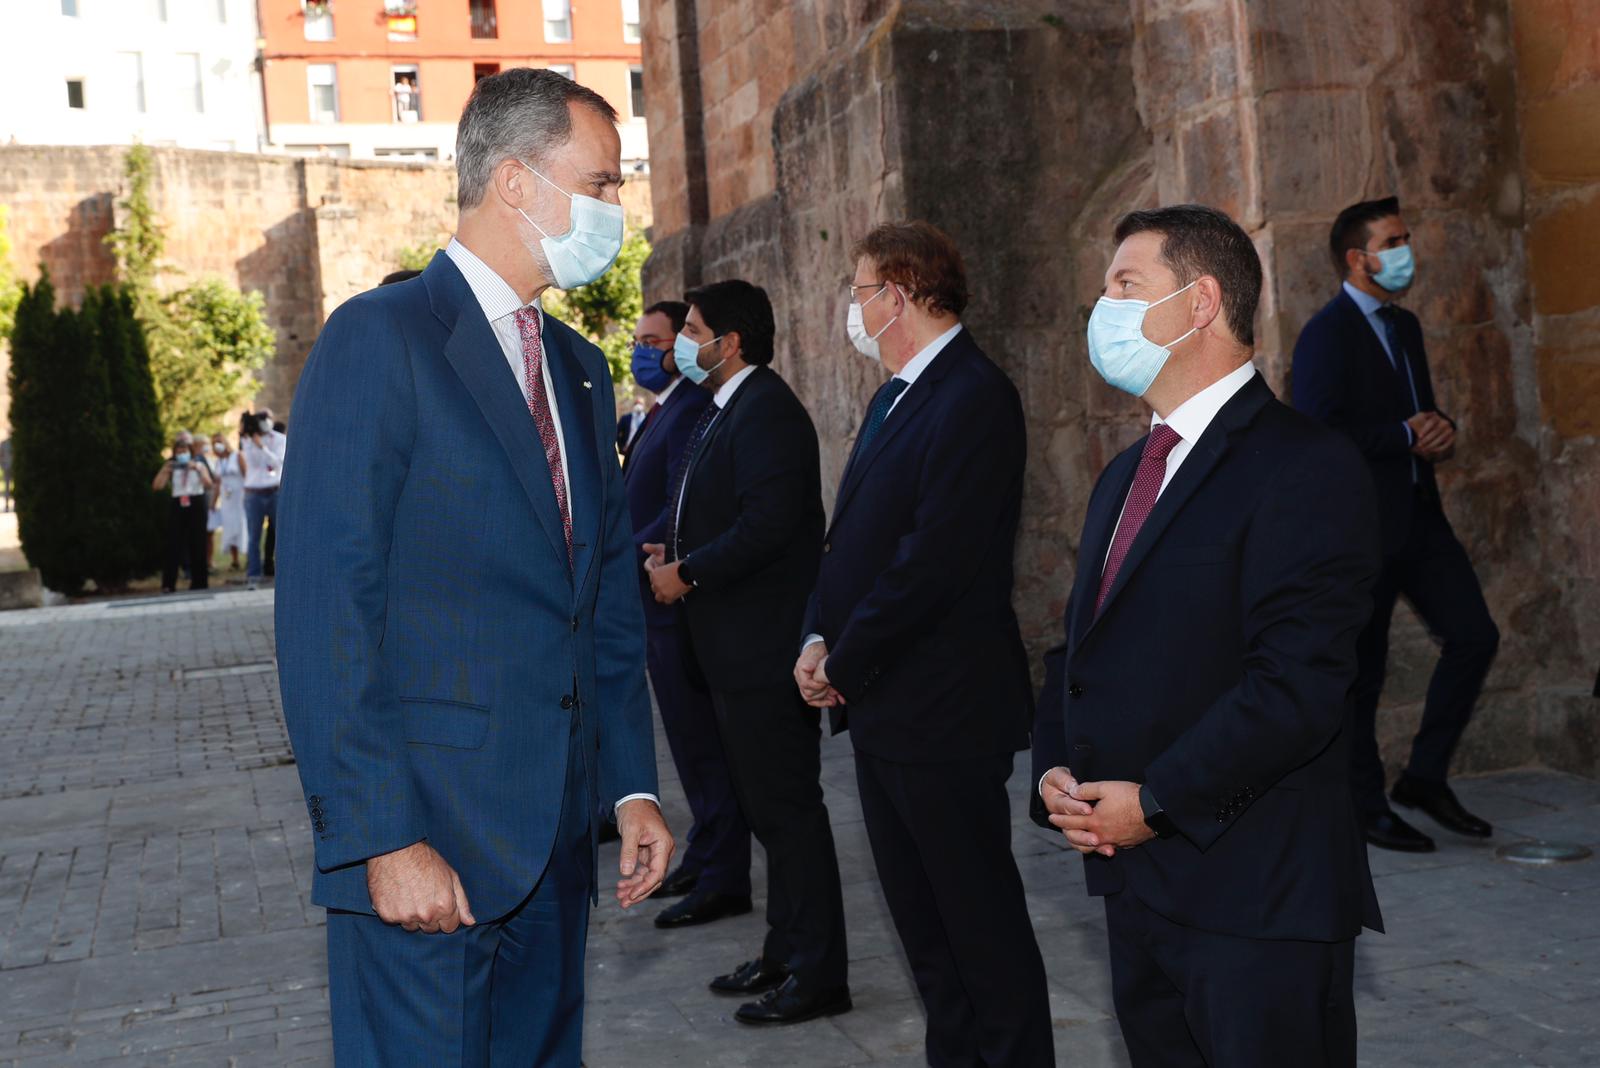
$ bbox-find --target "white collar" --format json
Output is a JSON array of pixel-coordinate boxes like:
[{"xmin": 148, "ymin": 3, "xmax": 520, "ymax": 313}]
[
  {"xmin": 1154, "ymin": 362, "xmax": 1257, "ymax": 444},
  {"xmin": 713, "ymin": 364, "xmax": 758, "ymax": 409},
  {"xmin": 653, "ymin": 375, "xmax": 686, "ymax": 405},
  {"xmin": 1342, "ymin": 279, "xmax": 1389, "ymax": 317},
  {"xmin": 892, "ymin": 322, "xmax": 962, "ymax": 388},
  {"xmin": 446, "ymin": 237, "xmax": 536, "ymax": 324}
]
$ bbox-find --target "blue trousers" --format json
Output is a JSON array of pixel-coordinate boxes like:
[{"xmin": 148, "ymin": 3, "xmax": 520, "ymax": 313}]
[
  {"xmin": 326, "ymin": 733, "xmax": 593, "ymax": 1066},
  {"xmin": 244, "ymin": 488, "xmax": 278, "ymax": 580},
  {"xmin": 647, "ymin": 623, "xmax": 750, "ymax": 896}
]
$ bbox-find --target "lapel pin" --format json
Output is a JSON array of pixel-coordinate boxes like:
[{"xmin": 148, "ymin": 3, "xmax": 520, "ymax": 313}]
[{"xmin": 582, "ymin": 380, "xmax": 592, "ymax": 389}]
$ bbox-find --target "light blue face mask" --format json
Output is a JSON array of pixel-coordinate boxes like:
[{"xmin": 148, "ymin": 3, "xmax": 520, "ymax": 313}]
[
  {"xmin": 1086, "ymin": 280, "xmax": 1197, "ymax": 397},
  {"xmin": 516, "ymin": 162, "xmax": 625, "ymax": 290},
  {"xmin": 1366, "ymin": 244, "xmax": 1415, "ymax": 292},
  {"xmin": 673, "ymin": 332, "xmax": 727, "ymax": 386}
]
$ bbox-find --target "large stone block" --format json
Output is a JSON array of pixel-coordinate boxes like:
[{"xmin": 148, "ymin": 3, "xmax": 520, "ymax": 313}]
[
  {"xmin": 1519, "ymin": 81, "xmax": 1600, "ymax": 187},
  {"xmin": 1257, "ymin": 89, "xmax": 1369, "ymax": 216},
  {"xmin": 0, "ymin": 569, "xmax": 43, "ymax": 612},
  {"xmin": 1527, "ymin": 187, "xmax": 1600, "ymax": 315}
]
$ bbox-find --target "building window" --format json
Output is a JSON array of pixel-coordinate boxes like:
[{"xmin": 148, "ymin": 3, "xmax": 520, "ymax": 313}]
[
  {"xmin": 622, "ymin": 0, "xmax": 640, "ymax": 43},
  {"xmin": 65, "ymin": 78, "xmax": 85, "ymax": 109},
  {"xmin": 216, "ymin": 0, "xmax": 228, "ymax": 22},
  {"xmin": 116, "ymin": 52, "xmax": 146, "ymax": 114},
  {"xmin": 151, "ymin": 0, "xmax": 168, "ymax": 20},
  {"xmin": 548, "ymin": 64, "xmax": 574, "ymax": 80},
  {"xmin": 303, "ymin": 1, "xmax": 334, "ymax": 41},
  {"xmin": 308, "ymin": 63, "xmax": 339, "ymax": 123},
  {"xmin": 474, "ymin": 62, "xmax": 500, "ymax": 84},
  {"xmin": 61, "ymin": 0, "xmax": 78, "ymax": 16},
  {"xmin": 175, "ymin": 53, "xmax": 204, "ymax": 113},
  {"xmin": 385, "ymin": 0, "xmax": 417, "ymax": 40},
  {"xmin": 470, "ymin": 0, "xmax": 497, "ymax": 39},
  {"xmin": 286, "ymin": 143, "xmax": 351, "ymax": 157},
  {"xmin": 375, "ymin": 147, "xmax": 438, "ymax": 161},
  {"xmin": 543, "ymin": 0, "xmax": 571, "ymax": 43},
  {"xmin": 629, "ymin": 66, "xmax": 644, "ymax": 120},
  {"xmin": 391, "ymin": 66, "xmax": 421, "ymax": 122}
]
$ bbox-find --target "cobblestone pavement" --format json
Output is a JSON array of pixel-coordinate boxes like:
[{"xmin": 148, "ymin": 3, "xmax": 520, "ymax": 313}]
[{"xmin": 1, "ymin": 592, "xmax": 1597, "ymax": 1066}]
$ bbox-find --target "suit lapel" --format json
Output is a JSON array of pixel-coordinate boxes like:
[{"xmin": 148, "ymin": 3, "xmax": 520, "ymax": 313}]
[
  {"xmin": 1067, "ymin": 451, "xmax": 1138, "ymax": 652},
  {"xmin": 681, "ymin": 367, "xmax": 757, "ymax": 501},
  {"xmin": 542, "ymin": 316, "xmax": 602, "ymax": 589},
  {"xmin": 429, "ymin": 258, "xmax": 569, "ymax": 571},
  {"xmin": 1337, "ymin": 291, "xmax": 1409, "ymax": 394},
  {"xmin": 1075, "ymin": 375, "xmax": 1274, "ymax": 647}
]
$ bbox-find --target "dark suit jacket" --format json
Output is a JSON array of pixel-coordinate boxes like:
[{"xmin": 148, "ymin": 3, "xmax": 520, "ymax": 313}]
[
  {"xmin": 624, "ymin": 378, "xmax": 714, "ymax": 629},
  {"xmin": 1031, "ymin": 374, "xmax": 1384, "ymax": 943},
  {"xmin": 803, "ymin": 329, "xmax": 1032, "ymax": 762},
  {"xmin": 676, "ymin": 365, "xmax": 825, "ymax": 692},
  {"xmin": 275, "ymin": 252, "xmax": 657, "ymax": 920},
  {"xmin": 1291, "ymin": 289, "xmax": 1445, "ymax": 553}
]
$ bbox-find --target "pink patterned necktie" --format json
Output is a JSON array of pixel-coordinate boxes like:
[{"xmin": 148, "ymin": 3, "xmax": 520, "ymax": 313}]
[
  {"xmin": 1095, "ymin": 423, "xmax": 1183, "ymax": 615},
  {"xmin": 513, "ymin": 307, "xmax": 572, "ymax": 567}
]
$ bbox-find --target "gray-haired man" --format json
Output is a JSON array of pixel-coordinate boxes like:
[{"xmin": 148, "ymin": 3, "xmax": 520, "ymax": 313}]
[{"xmin": 275, "ymin": 68, "xmax": 672, "ymax": 1064}]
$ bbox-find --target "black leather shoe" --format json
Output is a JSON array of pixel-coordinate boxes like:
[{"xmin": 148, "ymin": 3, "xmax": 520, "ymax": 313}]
[
  {"xmin": 735, "ymin": 976, "xmax": 852, "ymax": 1026},
  {"xmin": 1364, "ymin": 809, "xmax": 1437, "ymax": 853},
  {"xmin": 710, "ymin": 957, "xmax": 790, "ymax": 996},
  {"xmin": 1392, "ymin": 775, "xmax": 1493, "ymax": 838},
  {"xmin": 656, "ymin": 865, "xmax": 699, "ymax": 899},
  {"xmin": 655, "ymin": 889, "xmax": 753, "ymax": 929}
]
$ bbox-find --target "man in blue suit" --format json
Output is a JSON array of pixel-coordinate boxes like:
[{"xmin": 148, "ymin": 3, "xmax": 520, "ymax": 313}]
[
  {"xmin": 623, "ymin": 301, "xmax": 753, "ymax": 928},
  {"xmin": 1292, "ymin": 196, "xmax": 1499, "ymax": 853},
  {"xmin": 276, "ymin": 69, "xmax": 672, "ymax": 1065},
  {"xmin": 796, "ymin": 221, "xmax": 1052, "ymax": 1067}
]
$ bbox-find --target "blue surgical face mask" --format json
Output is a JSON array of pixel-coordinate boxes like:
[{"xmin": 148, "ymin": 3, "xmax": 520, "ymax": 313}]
[
  {"xmin": 1085, "ymin": 280, "xmax": 1198, "ymax": 397},
  {"xmin": 631, "ymin": 342, "xmax": 674, "ymax": 394},
  {"xmin": 516, "ymin": 162, "xmax": 626, "ymax": 290},
  {"xmin": 1367, "ymin": 244, "xmax": 1415, "ymax": 292},
  {"xmin": 673, "ymin": 332, "xmax": 727, "ymax": 386}
]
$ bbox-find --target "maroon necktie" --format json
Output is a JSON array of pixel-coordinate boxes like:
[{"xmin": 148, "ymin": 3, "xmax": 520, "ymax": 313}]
[
  {"xmin": 1095, "ymin": 423, "xmax": 1183, "ymax": 615},
  {"xmin": 514, "ymin": 307, "xmax": 572, "ymax": 567}
]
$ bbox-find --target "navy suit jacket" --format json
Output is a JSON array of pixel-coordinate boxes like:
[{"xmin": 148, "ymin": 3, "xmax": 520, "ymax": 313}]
[
  {"xmin": 803, "ymin": 329, "xmax": 1032, "ymax": 762},
  {"xmin": 1291, "ymin": 289, "xmax": 1445, "ymax": 553},
  {"xmin": 1031, "ymin": 375, "xmax": 1384, "ymax": 943},
  {"xmin": 275, "ymin": 251, "xmax": 657, "ymax": 920},
  {"xmin": 624, "ymin": 377, "xmax": 713, "ymax": 630}
]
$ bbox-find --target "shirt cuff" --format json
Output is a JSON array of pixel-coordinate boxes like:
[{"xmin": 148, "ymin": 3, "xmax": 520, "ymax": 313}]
[
  {"xmin": 802, "ymin": 633, "xmax": 826, "ymax": 651},
  {"xmin": 1402, "ymin": 421, "xmax": 1414, "ymax": 444},
  {"xmin": 613, "ymin": 793, "xmax": 660, "ymax": 818}
]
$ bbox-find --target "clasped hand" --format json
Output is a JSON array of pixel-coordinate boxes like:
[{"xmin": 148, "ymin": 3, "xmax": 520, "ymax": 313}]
[
  {"xmin": 642, "ymin": 543, "xmax": 691, "ymax": 604},
  {"xmin": 1039, "ymin": 768, "xmax": 1154, "ymax": 856},
  {"xmin": 793, "ymin": 641, "xmax": 844, "ymax": 708},
  {"xmin": 1406, "ymin": 411, "xmax": 1455, "ymax": 463}
]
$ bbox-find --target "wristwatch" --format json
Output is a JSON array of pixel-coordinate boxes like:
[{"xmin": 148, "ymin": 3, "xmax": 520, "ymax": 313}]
[
  {"xmin": 1139, "ymin": 784, "xmax": 1177, "ymax": 840},
  {"xmin": 676, "ymin": 556, "xmax": 698, "ymax": 588}
]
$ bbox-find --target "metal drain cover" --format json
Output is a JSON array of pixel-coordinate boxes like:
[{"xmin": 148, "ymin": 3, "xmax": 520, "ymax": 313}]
[{"xmin": 1495, "ymin": 841, "xmax": 1593, "ymax": 865}]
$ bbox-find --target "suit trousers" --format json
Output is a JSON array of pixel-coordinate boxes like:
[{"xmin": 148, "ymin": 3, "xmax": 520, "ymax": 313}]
[
  {"xmin": 1349, "ymin": 493, "xmax": 1500, "ymax": 816},
  {"xmin": 854, "ymin": 750, "xmax": 1054, "ymax": 1068},
  {"xmin": 710, "ymin": 684, "xmax": 848, "ymax": 990},
  {"xmin": 326, "ymin": 720, "xmax": 592, "ymax": 1067},
  {"xmin": 647, "ymin": 623, "xmax": 751, "ymax": 896},
  {"xmin": 1105, "ymin": 890, "xmax": 1357, "ymax": 1068},
  {"xmin": 162, "ymin": 496, "xmax": 209, "ymax": 591}
]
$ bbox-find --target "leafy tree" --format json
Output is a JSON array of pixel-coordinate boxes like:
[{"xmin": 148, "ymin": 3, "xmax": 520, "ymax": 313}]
[
  {"xmin": 543, "ymin": 229, "xmax": 651, "ymax": 384},
  {"xmin": 396, "ymin": 243, "xmax": 438, "ymax": 272},
  {"xmin": 149, "ymin": 280, "xmax": 274, "ymax": 438},
  {"xmin": 0, "ymin": 205, "xmax": 21, "ymax": 340},
  {"xmin": 104, "ymin": 143, "xmax": 165, "ymax": 303}
]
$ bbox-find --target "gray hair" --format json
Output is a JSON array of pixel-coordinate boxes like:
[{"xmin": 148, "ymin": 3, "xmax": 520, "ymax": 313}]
[{"xmin": 455, "ymin": 68, "xmax": 619, "ymax": 211}]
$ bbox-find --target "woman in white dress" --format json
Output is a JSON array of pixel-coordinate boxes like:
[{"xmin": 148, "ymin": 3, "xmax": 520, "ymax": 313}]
[{"xmin": 212, "ymin": 433, "xmax": 247, "ymax": 571}]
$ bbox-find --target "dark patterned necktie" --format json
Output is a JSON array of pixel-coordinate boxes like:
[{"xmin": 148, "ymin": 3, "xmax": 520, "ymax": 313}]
[
  {"xmin": 664, "ymin": 402, "xmax": 720, "ymax": 561},
  {"xmin": 847, "ymin": 378, "xmax": 910, "ymax": 476},
  {"xmin": 1096, "ymin": 424, "xmax": 1183, "ymax": 615},
  {"xmin": 514, "ymin": 307, "xmax": 572, "ymax": 568}
]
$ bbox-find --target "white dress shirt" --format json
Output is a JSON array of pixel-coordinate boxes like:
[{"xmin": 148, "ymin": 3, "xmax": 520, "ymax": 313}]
[
  {"xmin": 241, "ymin": 432, "xmax": 285, "ymax": 490},
  {"xmin": 445, "ymin": 239, "xmax": 657, "ymax": 817},
  {"xmin": 652, "ymin": 375, "xmax": 686, "ymax": 407}
]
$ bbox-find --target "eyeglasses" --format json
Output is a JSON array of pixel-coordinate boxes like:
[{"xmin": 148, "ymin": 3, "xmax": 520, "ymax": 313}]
[{"xmin": 846, "ymin": 280, "xmax": 889, "ymax": 304}]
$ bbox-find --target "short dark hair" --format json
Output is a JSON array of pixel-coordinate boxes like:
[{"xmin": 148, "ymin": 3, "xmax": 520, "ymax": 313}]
[
  {"xmin": 644, "ymin": 300, "xmax": 689, "ymax": 334},
  {"xmin": 381, "ymin": 269, "xmax": 422, "ymax": 286},
  {"xmin": 850, "ymin": 221, "xmax": 969, "ymax": 316},
  {"xmin": 239, "ymin": 412, "xmax": 262, "ymax": 437},
  {"xmin": 1113, "ymin": 204, "xmax": 1262, "ymax": 346},
  {"xmin": 1329, "ymin": 196, "xmax": 1401, "ymax": 279},
  {"xmin": 683, "ymin": 281, "xmax": 776, "ymax": 366}
]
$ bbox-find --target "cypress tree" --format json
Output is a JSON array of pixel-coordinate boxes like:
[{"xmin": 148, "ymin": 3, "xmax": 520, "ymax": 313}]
[{"xmin": 98, "ymin": 286, "xmax": 167, "ymax": 580}]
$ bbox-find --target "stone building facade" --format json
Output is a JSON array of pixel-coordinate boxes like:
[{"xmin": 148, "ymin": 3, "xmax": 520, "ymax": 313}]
[{"xmin": 640, "ymin": 0, "xmax": 1600, "ymax": 775}]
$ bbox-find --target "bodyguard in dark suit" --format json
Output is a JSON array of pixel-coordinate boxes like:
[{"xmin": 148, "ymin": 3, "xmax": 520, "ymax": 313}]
[
  {"xmin": 1035, "ymin": 205, "xmax": 1383, "ymax": 1066},
  {"xmin": 797, "ymin": 222, "xmax": 1052, "ymax": 1067},
  {"xmin": 275, "ymin": 71, "xmax": 673, "ymax": 1064},
  {"xmin": 623, "ymin": 300, "xmax": 753, "ymax": 927},
  {"xmin": 644, "ymin": 280, "xmax": 850, "ymax": 1026},
  {"xmin": 1292, "ymin": 196, "xmax": 1499, "ymax": 853}
]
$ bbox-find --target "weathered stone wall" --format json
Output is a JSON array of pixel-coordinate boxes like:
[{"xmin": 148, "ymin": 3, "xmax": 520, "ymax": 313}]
[
  {"xmin": 641, "ymin": 0, "xmax": 1600, "ymax": 775},
  {"xmin": 0, "ymin": 146, "xmax": 459, "ymax": 419}
]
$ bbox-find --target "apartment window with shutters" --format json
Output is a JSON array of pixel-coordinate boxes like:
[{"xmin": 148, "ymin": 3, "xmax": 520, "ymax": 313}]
[
  {"xmin": 308, "ymin": 64, "xmax": 339, "ymax": 123},
  {"xmin": 151, "ymin": 0, "xmax": 168, "ymax": 20},
  {"xmin": 303, "ymin": 1, "xmax": 334, "ymax": 41},
  {"xmin": 216, "ymin": 0, "xmax": 228, "ymax": 22},
  {"xmin": 548, "ymin": 64, "xmax": 574, "ymax": 81},
  {"xmin": 65, "ymin": 78, "xmax": 86, "ymax": 109},
  {"xmin": 470, "ymin": 0, "xmax": 497, "ymax": 39},
  {"xmin": 61, "ymin": 0, "xmax": 79, "ymax": 16},
  {"xmin": 543, "ymin": 0, "xmax": 572, "ymax": 43},
  {"xmin": 391, "ymin": 65, "xmax": 421, "ymax": 122},
  {"xmin": 474, "ymin": 63, "xmax": 501, "ymax": 84},
  {"xmin": 116, "ymin": 52, "xmax": 147, "ymax": 114},
  {"xmin": 629, "ymin": 66, "xmax": 645, "ymax": 121},
  {"xmin": 175, "ymin": 53, "xmax": 204, "ymax": 114},
  {"xmin": 621, "ymin": 0, "xmax": 640, "ymax": 43}
]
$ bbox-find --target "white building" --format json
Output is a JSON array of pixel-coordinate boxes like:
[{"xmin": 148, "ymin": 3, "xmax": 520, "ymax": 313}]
[{"xmin": 0, "ymin": 0, "xmax": 266, "ymax": 153}]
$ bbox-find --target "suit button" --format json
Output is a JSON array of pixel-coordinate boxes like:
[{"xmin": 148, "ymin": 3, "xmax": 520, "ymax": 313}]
[
  {"xmin": 822, "ymin": 543, "xmax": 831, "ymax": 553},
  {"xmin": 571, "ymin": 616, "xmax": 579, "ymax": 632},
  {"xmin": 560, "ymin": 694, "xmax": 574, "ymax": 710},
  {"xmin": 1068, "ymin": 685, "xmax": 1085, "ymax": 699}
]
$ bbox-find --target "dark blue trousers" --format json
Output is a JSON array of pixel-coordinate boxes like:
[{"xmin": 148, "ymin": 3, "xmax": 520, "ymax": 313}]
[
  {"xmin": 326, "ymin": 731, "xmax": 593, "ymax": 1066},
  {"xmin": 646, "ymin": 622, "xmax": 751, "ymax": 896}
]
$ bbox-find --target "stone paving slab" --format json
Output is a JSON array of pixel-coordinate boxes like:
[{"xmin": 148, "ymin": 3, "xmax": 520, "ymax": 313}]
[{"xmin": 0, "ymin": 592, "xmax": 1597, "ymax": 1065}]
